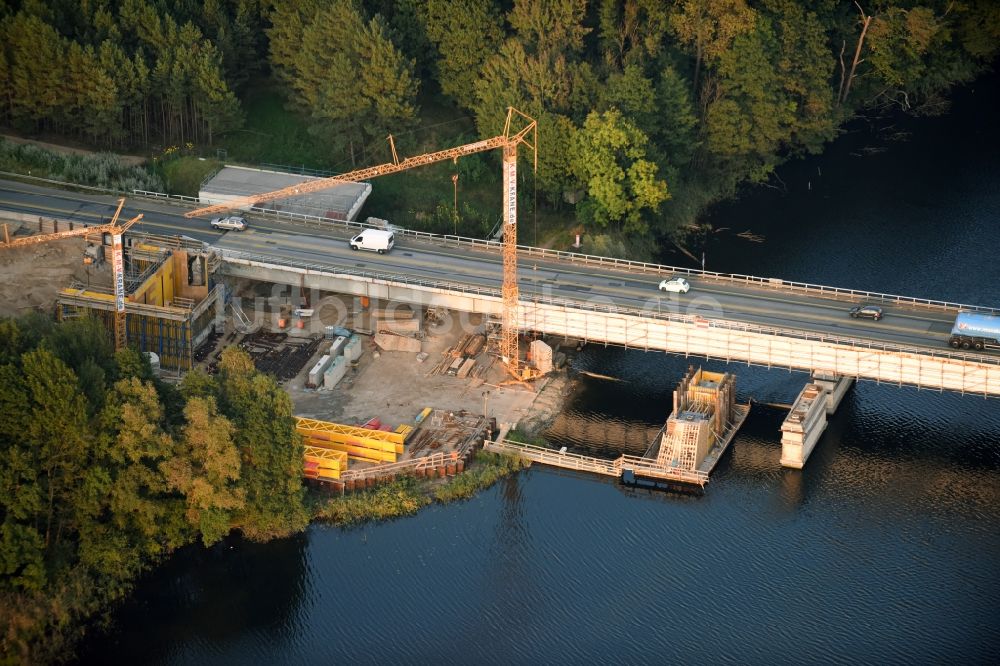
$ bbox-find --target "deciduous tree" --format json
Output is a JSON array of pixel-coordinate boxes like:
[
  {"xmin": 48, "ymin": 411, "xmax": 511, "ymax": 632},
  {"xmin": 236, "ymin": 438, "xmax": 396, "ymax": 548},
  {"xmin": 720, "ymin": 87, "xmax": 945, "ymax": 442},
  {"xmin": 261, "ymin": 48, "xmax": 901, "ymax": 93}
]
[
  {"xmin": 163, "ymin": 396, "xmax": 244, "ymax": 546},
  {"xmin": 570, "ymin": 109, "xmax": 670, "ymax": 234},
  {"xmin": 217, "ymin": 348, "xmax": 306, "ymax": 541}
]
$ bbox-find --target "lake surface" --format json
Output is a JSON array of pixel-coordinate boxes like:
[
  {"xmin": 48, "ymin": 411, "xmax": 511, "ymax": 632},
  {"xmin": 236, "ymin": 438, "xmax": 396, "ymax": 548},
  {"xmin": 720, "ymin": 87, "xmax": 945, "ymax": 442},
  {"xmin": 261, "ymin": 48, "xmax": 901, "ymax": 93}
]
[{"xmin": 77, "ymin": 79, "xmax": 1000, "ymax": 664}]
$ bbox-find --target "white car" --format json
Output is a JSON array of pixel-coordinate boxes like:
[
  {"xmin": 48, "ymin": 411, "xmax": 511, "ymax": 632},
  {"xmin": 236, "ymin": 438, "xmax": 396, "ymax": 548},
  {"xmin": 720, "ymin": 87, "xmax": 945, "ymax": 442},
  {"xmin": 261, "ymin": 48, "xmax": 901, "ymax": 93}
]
[
  {"xmin": 658, "ymin": 277, "xmax": 691, "ymax": 294},
  {"xmin": 210, "ymin": 215, "xmax": 247, "ymax": 231}
]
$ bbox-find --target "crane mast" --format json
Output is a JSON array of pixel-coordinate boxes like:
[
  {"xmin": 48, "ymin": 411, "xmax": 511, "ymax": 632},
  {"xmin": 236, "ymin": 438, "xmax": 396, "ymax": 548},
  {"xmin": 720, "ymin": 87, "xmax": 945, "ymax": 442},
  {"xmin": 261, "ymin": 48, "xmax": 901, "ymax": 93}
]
[
  {"xmin": 2, "ymin": 197, "xmax": 141, "ymax": 351},
  {"xmin": 186, "ymin": 109, "xmax": 537, "ymax": 380},
  {"xmin": 500, "ymin": 143, "xmax": 520, "ymax": 374}
]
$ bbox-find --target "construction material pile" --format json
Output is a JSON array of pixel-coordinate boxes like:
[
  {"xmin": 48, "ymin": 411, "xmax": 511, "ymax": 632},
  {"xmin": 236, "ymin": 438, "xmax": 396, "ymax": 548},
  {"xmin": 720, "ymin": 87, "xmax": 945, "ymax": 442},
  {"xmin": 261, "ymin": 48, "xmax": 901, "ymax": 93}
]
[
  {"xmin": 372, "ymin": 306, "xmax": 422, "ymax": 353},
  {"xmin": 225, "ymin": 331, "xmax": 322, "ymax": 381},
  {"xmin": 429, "ymin": 332, "xmax": 493, "ymax": 379},
  {"xmin": 296, "ymin": 417, "xmax": 408, "ymax": 465}
]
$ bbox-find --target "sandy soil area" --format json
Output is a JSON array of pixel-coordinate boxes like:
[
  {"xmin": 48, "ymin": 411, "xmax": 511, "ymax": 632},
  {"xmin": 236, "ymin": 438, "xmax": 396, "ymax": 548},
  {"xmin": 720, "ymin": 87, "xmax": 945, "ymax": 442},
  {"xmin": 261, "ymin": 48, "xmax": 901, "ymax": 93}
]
[
  {"xmin": 0, "ymin": 238, "xmax": 106, "ymax": 318},
  {"xmin": 288, "ymin": 316, "xmax": 542, "ymax": 431}
]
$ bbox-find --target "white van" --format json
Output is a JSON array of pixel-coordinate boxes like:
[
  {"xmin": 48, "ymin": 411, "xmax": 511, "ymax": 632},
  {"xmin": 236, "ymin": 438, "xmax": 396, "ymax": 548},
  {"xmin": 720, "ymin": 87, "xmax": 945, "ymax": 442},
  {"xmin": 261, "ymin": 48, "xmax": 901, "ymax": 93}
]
[{"xmin": 349, "ymin": 229, "xmax": 394, "ymax": 254}]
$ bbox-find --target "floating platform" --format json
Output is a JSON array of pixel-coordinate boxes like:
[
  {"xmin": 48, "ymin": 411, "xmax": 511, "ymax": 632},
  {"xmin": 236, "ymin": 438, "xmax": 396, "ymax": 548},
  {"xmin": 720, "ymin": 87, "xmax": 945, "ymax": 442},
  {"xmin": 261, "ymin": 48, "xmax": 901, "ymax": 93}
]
[
  {"xmin": 486, "ymin": 367, "xmax": 750, "ymax": 489},
  {"xmin": 486, "ymin": 405, "xmax": 748, "ymax": 489}
]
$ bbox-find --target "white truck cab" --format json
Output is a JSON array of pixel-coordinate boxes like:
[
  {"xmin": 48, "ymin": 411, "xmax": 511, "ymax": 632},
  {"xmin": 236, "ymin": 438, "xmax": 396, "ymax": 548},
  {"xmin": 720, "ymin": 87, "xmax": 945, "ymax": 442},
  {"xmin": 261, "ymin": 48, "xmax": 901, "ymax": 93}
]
[{"xmin": 349, "ymin": 228, "xmax": 394, "ymax": 254}]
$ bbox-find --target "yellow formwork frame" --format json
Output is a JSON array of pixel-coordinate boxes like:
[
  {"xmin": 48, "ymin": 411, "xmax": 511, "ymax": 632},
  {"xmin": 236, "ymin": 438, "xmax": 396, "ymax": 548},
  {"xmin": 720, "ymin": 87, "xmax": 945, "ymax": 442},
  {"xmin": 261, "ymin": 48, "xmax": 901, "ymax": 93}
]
[
  {"xmin": 296, "ymin": 417, "xmax": 405, "ymax": 453},
  {"xmin": 304, "ymin": 446, "xmax": 348, "ymax": 480},
  {"xmin": 304, "ymin": 438, "xmax": 397, "ymax": 463},
  {"xmin": 296, "ymin": 417, "xmax": 406, "ymax": 444}
]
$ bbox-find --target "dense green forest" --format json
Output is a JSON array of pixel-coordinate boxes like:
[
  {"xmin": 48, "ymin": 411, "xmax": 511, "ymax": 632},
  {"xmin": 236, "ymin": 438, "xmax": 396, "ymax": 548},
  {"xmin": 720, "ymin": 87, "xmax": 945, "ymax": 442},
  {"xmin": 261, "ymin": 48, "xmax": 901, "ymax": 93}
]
[
  {"xmin": 0, "ymin": 0, "xmax": 997, "ymax": 252},
  {"xmin": 0, "ymin": 316, "xmax": 307, "ymax": 661}
]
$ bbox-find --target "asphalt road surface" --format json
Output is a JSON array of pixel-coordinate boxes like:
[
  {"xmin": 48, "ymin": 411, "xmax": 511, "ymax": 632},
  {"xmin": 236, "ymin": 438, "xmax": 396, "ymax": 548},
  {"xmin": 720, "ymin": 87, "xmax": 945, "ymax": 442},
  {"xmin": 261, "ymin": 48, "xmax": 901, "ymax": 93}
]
[{"xmin": 0, "ymin": 178, "xmax": 979, "ymax": 353}]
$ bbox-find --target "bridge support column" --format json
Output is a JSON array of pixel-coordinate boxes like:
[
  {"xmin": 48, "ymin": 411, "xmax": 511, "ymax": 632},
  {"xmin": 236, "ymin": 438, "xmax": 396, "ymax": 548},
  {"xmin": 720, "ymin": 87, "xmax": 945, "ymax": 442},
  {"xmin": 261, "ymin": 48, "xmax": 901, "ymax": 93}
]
[
  {"xmin": 811, "ymin": 371, "xmax": 854, "ymax": 415},
  {"xmin": 780, "ymin": 374, "xmax": 854, "ymax": 468}
]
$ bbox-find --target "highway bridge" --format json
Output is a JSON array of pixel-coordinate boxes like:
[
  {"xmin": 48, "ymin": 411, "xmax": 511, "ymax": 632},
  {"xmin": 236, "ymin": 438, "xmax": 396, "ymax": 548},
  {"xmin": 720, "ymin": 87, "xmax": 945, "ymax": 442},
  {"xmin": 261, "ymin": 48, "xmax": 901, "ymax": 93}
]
[{"xmin": 3, "ymin": 177, "xmax": 999, "ymax": 404}]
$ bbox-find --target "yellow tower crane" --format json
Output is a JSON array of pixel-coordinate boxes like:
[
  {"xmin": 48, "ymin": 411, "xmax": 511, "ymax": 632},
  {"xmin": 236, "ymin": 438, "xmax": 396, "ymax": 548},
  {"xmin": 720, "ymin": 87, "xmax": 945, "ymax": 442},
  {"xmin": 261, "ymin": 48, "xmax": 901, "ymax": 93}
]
[
  {"xmin": 2, "ymin": 197, "xmax": 143, "ymax": 350},
  {"xmin": 184, "ymin": 108, "xmax": 538, "ymax": 379}
]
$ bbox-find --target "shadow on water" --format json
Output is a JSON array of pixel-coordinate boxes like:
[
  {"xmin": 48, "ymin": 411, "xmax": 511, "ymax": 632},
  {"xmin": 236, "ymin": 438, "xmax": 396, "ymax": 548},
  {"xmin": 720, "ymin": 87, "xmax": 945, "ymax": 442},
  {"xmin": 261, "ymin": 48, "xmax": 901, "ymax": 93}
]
[{"xmin": 78, "ymin": 532, "xmax": 310, "ymax": 664}]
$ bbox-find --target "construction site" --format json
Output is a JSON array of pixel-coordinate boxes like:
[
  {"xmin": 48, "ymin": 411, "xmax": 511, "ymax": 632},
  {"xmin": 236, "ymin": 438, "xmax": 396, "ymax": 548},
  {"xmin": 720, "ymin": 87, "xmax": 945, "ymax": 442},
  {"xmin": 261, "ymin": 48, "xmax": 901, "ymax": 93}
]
[
  {"xmin": 0, "ymin": 108, "xmax": 585, "ymax": 498},
  {"xmin": 1, "ymin": 204, "xmax": 574, "ymax": 493},
  {"xmin": 2, "ymin": 204, "xmax": 223, "ymax": 370},
  {"xmin": 210, "ymin": 288, "xmax": 571, "ymax": 491},
  {"xmin": 0, "ymin": 106, "xmax": 748, "ymax": 496}
]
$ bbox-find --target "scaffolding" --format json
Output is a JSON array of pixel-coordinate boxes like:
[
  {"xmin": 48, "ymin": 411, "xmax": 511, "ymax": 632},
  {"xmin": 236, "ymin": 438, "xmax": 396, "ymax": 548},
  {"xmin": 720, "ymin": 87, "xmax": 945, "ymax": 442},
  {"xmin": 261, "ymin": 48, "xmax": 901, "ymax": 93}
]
[
  {"xmin": 656, "ymin": 367, "xmax": 739, "ymax": 473},
  {"xmin": 57, "ymin": 247, "xmax": 221, "ymax": 370}
]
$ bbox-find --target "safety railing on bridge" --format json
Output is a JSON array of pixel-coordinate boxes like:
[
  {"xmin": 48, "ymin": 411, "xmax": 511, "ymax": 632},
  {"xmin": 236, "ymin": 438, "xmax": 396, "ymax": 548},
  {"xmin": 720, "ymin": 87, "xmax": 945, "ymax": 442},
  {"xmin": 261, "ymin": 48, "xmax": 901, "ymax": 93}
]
[
  {"xmin": 127, "ymin": 187, "xmax": 998, "ymax": 317},
  {"xmin": 218, "ymin": 246, "xmax": 1000, "ymax": 369},
  {"xmin": 0, "ymin": 173, "xmax": 991, "ymax": 316}
]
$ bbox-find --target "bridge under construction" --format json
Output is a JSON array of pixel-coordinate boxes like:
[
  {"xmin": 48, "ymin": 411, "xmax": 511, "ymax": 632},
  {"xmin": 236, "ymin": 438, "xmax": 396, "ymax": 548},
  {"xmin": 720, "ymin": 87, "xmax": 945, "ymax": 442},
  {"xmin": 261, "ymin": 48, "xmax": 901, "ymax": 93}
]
[{"xmin": 486, "ymin": 366, "xmax": 750, "ymax": 488}]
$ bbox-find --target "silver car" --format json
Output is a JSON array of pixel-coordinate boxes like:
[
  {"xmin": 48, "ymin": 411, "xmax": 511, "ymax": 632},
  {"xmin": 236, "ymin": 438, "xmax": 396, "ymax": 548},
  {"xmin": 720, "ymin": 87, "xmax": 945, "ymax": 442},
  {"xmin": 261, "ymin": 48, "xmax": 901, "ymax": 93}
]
[{"xmin": 210, "ymin": 215, "xmax": 248, "ymax": 231}]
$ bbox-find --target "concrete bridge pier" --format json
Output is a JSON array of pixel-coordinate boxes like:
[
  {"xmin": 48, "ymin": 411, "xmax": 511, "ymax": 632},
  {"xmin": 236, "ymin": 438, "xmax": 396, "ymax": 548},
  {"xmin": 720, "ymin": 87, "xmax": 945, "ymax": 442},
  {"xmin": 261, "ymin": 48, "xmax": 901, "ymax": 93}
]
[
  {"xmin": 811, "ymin": 371, "xmax": 855, "ymax": 415},
  {"xmin": 779, "ymin": 373, "xmax": 854, "ymax": 469}
]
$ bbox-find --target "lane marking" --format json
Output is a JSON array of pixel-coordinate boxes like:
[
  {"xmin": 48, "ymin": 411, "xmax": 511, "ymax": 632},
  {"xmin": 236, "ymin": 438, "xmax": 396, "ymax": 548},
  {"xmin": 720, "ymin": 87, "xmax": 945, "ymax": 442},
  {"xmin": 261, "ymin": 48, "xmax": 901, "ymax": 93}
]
[{"xmin": 0, "ymin": 187, "xmax": 967, "ymax": 334}]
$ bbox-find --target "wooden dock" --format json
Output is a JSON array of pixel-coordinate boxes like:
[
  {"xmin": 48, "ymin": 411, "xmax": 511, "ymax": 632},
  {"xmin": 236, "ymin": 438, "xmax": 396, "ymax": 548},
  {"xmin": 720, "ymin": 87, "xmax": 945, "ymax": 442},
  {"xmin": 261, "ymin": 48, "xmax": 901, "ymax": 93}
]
[{"xmin": 696, "ymin": 404, "xmax": 750, "ymax": 475}]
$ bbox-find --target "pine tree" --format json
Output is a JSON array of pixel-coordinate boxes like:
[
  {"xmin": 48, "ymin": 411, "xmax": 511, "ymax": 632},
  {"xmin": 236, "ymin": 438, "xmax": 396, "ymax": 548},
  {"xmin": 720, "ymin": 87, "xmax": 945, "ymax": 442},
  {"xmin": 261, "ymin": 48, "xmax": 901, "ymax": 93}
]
[{"xmin": 425, "ymin": 0, "xmax": 504, "ymax": 109}]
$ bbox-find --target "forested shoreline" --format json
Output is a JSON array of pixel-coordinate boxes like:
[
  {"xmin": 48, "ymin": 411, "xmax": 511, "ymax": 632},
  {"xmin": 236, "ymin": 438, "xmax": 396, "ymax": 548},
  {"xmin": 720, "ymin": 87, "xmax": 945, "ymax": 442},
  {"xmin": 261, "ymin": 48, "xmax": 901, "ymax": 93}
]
[
  {"xmin": 0, "ymin": 313, "xmax": 529, "ymax": 663},
  {"xmin": 1, "ymin": 1, "xmax": 997, "ymax": 253},
  {"xmin": 0, "ymin": 316, "xmax": 308, "ymax": 662}
]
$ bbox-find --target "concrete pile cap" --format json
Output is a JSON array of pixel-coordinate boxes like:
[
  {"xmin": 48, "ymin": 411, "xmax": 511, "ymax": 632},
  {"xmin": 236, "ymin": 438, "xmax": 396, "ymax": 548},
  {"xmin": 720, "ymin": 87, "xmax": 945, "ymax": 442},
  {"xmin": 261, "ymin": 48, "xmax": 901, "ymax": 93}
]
[
  {"xmin": 376, "ymin": 318, "xmax": 421, "ymax": 336},
  {"xmin": 373, "ymin": 332, "xmax": 421, "ymax": 353},
  {"xmin": 529, "ymin": 339, "xmax": 553, "ymax": 358}
]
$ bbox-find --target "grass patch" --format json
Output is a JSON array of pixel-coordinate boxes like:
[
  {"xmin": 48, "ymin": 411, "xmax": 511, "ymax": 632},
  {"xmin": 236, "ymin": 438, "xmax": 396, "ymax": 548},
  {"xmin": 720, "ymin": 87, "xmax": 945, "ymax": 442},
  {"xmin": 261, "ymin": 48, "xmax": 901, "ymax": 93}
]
[
  {"xmin": 157, "ymin": 156, "xmax": 222, "ymax": 196},
  {"xmin": 504, "ymin": 428, "xmax": 550, "ymax": 447},
  {"xmin": 310, "ymin": 477, "xmax": 430, "ymax": 526},
  {"xmin": 308, "ymin": 452, "xmax": 528, "ymax": 526},
  {"xmin": 433, "ymin": 451, "xmax": 530, "ymax": 502},
  {"xmin": 0, "ymin": 138, "xmax": 163, "ymax": 192}
]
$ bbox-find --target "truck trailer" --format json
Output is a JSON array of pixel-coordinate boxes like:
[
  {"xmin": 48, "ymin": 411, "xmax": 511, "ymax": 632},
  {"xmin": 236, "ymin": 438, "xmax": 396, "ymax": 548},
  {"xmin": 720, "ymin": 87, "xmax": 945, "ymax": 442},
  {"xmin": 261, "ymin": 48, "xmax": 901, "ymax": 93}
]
[{"xmin": 949, "ymin": 312, "xmax": 1000, "ymax": 351}]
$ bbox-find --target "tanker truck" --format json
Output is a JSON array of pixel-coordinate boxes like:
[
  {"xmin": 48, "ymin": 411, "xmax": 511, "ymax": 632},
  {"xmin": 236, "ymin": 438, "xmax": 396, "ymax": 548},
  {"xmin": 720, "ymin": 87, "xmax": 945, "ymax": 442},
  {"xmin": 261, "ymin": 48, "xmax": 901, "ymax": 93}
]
[{"xmin": 949, "ymin": 312, "xmax": 1000, "ymax": 351}]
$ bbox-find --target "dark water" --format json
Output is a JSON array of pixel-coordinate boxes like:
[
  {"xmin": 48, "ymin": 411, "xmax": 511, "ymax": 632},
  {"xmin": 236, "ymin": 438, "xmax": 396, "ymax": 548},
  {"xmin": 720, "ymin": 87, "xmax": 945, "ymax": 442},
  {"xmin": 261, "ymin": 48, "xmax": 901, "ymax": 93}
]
[{"xmin": 77, "ymin": 81, "xmax": 1000, "ymax": 664}]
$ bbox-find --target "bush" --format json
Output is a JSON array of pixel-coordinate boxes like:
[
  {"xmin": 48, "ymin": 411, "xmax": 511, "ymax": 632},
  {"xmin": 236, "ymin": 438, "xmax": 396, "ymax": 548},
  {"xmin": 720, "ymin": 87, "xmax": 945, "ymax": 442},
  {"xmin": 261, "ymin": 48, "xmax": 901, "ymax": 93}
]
[
  {"xmin": 157, "ymin": 156, "xmax": 221, "ymax": 197},
  {"xmin": 433, "ymin": 452, "xmax": 529, "ymax": 502},
  {"xmin": 309, "ymin": 452, "xmax": 529, "ymax": 524},
  {"xmin": 0, "ymin": 138, "xmax": 163, "ymax": 192},
  {"xmin": 311, "ymin": 478, "xmax": 430, "ymax": 526}
]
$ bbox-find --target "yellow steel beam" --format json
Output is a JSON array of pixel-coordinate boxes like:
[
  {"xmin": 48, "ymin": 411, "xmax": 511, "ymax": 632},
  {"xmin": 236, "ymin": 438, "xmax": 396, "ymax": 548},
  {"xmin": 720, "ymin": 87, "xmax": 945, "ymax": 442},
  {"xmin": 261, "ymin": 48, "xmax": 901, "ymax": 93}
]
[
  {"xmin": 296, "ymin": 417, "xmax": 405, "ymax": 446},
  {"xmin": 305, "ymin": 439, "xmax": 397, "ymax": 463}
]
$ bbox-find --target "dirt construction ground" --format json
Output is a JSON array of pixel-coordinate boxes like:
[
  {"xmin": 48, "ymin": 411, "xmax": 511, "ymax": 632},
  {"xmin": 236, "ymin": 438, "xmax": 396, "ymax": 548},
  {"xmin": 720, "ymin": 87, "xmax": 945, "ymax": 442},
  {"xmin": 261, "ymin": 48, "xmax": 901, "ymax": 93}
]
[
  {"xmin": 287, "ymin": 318, "xmax": 535, "ymax": 431},
  {"xmin": 0, "ymin": 238, "xmax": 109, "ymax": 318}
]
